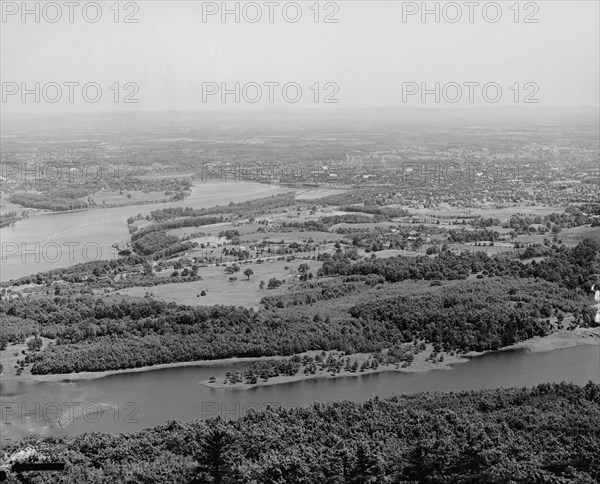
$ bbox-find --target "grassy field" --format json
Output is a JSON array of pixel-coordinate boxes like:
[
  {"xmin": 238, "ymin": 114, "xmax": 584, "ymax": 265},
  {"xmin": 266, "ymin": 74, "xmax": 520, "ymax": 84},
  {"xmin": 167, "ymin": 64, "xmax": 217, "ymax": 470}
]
[
  {"xmin": 242, "ymin": 231, "xmax": 336, "ymax": 243},
  {"xmin": 117, "ymin": 259, "xmax": 324, "ymax": 308},
  {"xmin": 559, "ymin": 225, "xmax": 600, "ymax": 246},
  {"xmin": 0, "ymin": 191, "xmax": 47, "ymax": 217},
  {"xmin": 513, "ymin": 234, "xmax": 548, "ymax": 245},
  {"xmin": 0, "ymin": 336, "xmax": 54, "ymax": 379},
  {"xmin": 0, "ymin": 192, "xmax": 27, "ymax": 215},
  {"xmin": 330, "ymin": 221, "xmax": 396, "ymax": 230},
  {"xmin": 90, "ymin": 189, "xmax": 169, "ymax": 206},
  {"xmin": 412, "ymin": 204, "xmax": 566, "ymax": 221},
  {"xmin": 167, "ymin": 221, "xmax": 233, "ymax": 238},
  {"xmin": 447, "ymin": 242, "xmax": 515, "ymax": 256}
]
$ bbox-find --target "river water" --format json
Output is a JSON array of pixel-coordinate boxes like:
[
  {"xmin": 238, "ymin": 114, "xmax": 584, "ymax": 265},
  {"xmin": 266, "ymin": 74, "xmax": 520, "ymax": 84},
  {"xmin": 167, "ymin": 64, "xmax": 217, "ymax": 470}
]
[
  {"xmin": 1, "ymin": 345, "xmax": 598, "ymax": 442},
  {"xmin": 0, "ymin": 183, "xmax": 290, "ymax": 281},
  {"xmin": 0, "ymin": 182, "xmax": 599, "ymax": 443}
]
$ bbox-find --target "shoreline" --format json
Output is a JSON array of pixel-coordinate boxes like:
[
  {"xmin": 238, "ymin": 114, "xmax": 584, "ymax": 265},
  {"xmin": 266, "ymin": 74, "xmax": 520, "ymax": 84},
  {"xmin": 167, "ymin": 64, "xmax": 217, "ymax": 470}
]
[
  {"xmin": 199, "ymin": 349, "xmax": 467, "ymax": 390},
  {"xmin": 0, "ymin": 180, "xmax": 310, "ymax": 223},
  {"xmin": 2, "ymin": 327, "xmax": 598, "ymax": 385},
  {"xmin": 200, "ymin": 327, "xmax": 600, "ymax": 390},
  {"xmin": 0, "ymin": 182, "xmax": 342, "ymax": 225},
  {"xmin": 498, "ymin": 326, "xmax": 600, "ymax": 353},
  {"xmin": 0, "ymin": 354, "xmax": 292, "ymax": 384}
]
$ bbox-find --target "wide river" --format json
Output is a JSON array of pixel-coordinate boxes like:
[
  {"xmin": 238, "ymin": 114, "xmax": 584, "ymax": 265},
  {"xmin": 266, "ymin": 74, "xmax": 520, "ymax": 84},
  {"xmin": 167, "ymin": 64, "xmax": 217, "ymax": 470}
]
[
  {"xmin": 1, "ymin": 345, "xmax": 598, "ymax": 442},
  {"xmin": 0, "ymin": 182, "xmax": 291, "ymax": 282},
  {"xmin": 0, "ymin": 182, "xmax": 598, "ymax": 443}
]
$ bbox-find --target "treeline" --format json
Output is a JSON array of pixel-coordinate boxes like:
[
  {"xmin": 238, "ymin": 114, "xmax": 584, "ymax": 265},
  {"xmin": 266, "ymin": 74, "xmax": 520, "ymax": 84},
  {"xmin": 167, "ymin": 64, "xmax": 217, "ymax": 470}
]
[
  {"xmin": 319, "ymin": 240, "xmax": 600, "ymax": 291},
  {"xmin": 131, "ymin": 216, "xmax": 223, "ymax": 240},
  {"xmin": 1, "ymin": 276, "xmax": 592, "ymax": 374},
  {"xmin": 0, "ymin": 256, "xmax": 147, "ymax": 287},
  {"xmin": 131, "ymin": 232, "xmax": 186, "ymax": 256},
  {"xmin": 0, "ymin": 211, "xmax": 18, "ymax": 225},
  {"xmin": 0, "ymin": 315, "xmax": 40, "ymax": 347},
  {"xmin": 320, "ymin": 214, "xmax": 385, "ymax": 224},
  {"xmin": 129, "ymin": 215, "xmax": 222, "ymax": 256},
  {"xmin": 580, "ymin": 202, "xmax": 600, "ymax": 216},
  {"xmin": 519, "ymin": 243, "xmax": 553, "ymax": 259},
  {"xmin": 0, "ymin": 256, "xmax": 201, "ymax": 293},
  {"xmin": 27, "ymin": 298, "xmax": 372, "ymax": 373},
  {"xmin": 504, "ymin": 206, "xmax": 600, "ymax": 234},
  {"xmin": 318, "ymin": 249, "xmax": 473, "ymax": 281},
  {"xmin": 1, "ymin": 297, "xmax": 253, "ymax": 344},
  {"xmin": 1, "ymin": 382, "xmax": 598, "ymax": 483},
  {"xmin": 93, "ymin": 274, "xmax": 203, "ymax": 292},
  {"xmin": 110, "ymin": 176, "xmax": 192, "ymax": 195},
  {"xmin": 146, "ymin": 192, "xmax": 297, "ymax": 222},
  {"xmin": 348, "ymin": 278, "xmax": 593, "ymax": 352},
  {"xmin": 279, "ymin": 214, "xmax": 385, "ymax": 232},
  {"xmin": 9, "ymin": 191, "xmax": 89, "ymax": 211},
  {"xmin": 446, "ymin": 227, "xmax": 501, "ymax": 243},
  {"xmin": 340, "ymin": 204, "xmax": 410, "ymax": 218},
  {"xmin": 315, "ymin": 187, "xmax": 395, "ymax": 206},
  {"xmin": 226, "ymin": 348, "xmax": 418, "ymax": 385},
  {"xmin": 245, "ymin": 357, "xmax": 302, "ymax": 380},
  {"xmin": 260, "ymin": 281, "xmax": 362, "ymax": 309}
]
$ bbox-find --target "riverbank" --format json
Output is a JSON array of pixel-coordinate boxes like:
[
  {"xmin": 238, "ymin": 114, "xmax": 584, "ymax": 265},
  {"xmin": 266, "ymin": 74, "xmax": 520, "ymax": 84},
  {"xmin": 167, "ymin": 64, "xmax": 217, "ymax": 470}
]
[
  {"xmin": 501, "ymin": 325, "xmax": 600, "ymax": 353},
  {"xmin": 0, "ymin": 353, "xmax": 294, "ymax": 383},
  {"xmin": 200, "ymin": 326, "xmax": 600, "ymax": 389},
  {"xmin": 1, "ymin": 327, "xmax": 598, "ymax": 385},
  {"xmin": 200, "ymin": 327, "xmax": 600, "ymax": 389},
  {"xmin": 200, "ymin": 347, "xmax": 466, "ymax": 390}
]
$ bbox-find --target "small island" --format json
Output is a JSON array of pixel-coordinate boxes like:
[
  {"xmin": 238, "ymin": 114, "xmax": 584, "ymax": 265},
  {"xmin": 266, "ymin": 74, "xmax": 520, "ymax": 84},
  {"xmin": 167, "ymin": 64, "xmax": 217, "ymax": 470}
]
[
  {"xmin": 201, "ymin": 343, "xmax": 464, "ymax": 389},
  {"xmin": 201, "ymin": 325, "xmax": 600, "ymax": 390}
]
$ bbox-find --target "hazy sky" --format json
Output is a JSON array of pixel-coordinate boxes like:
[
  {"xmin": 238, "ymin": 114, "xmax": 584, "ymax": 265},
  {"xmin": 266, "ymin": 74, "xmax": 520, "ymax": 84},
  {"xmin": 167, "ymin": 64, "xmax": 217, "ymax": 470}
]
[{"xmin": 1, "ymin": 1, "xmax": 599, "ymax": 113}]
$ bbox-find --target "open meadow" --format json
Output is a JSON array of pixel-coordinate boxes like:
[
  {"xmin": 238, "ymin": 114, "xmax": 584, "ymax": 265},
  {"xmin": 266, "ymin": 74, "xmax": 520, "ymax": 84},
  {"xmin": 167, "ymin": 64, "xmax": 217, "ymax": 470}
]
[{"xmin": 117, "ymin": 259, "xmax": 324, "ymax": 308}]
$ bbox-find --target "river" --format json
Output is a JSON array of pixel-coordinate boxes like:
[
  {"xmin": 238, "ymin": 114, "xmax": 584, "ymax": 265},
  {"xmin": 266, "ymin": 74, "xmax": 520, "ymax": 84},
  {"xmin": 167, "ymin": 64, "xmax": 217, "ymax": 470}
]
[
  {"xmin": 1, "ymin": 182, "xmax": 599, "ymax": 444},
  {"xmin": 0, "ymin": 183, "xmax": 291, "ymax": 282},
  {"xmin": 1, "ymin": 345, "xmax": 598, "ymax": 442}
]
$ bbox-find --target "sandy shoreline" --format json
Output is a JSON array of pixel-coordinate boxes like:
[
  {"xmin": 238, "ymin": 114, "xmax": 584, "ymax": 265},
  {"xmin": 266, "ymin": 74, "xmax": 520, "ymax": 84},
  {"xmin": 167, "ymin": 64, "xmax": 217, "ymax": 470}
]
[
  {"xmin": 0, "ymin": 354, "xmax": 294, "ymax": 384},
  {"xmin": 200, "ymin": 350, "xmax": 467, "ymax": 390},
  {"xmin": 499, "ymin": 326, "xmax": 600, "ymax": 353},
  {"xmin": 2, "ymin": 327, "xmax": 597, "ymax": 386},
  {"xmin": 200, "ymin": 327, "xmax": 600, "ymax": 390}
]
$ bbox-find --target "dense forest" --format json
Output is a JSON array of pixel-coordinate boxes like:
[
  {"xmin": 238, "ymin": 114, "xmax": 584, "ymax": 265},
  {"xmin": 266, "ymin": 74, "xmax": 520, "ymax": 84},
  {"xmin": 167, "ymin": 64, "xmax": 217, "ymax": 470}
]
[
  {"xmin": 145, "ymin": 193, "xmax": 297, "ymax": 223},
  {"xmin": 1, "ymin": 276, "xmax": 594, "ymax": 374},
  {"xmin": 1, "ymin": 382, "xmax": 598, "ymax": 483},
  {"xmin": 1, "ymin": 241, "xmax": 597, "ymax": 374},
  {"xmin": 0, "ymin": 256, "xmax": 203, "ymax": 294},
  {"xmin": 131, "ymin": 232, "xmax": 195, "ymax": 257},
  {"xmin": 8, "ymin": 191, "xmax": 89, "ymax": 212},
  {"xmin": 347, "ymin": 280, "xmax": 583, "ymax": 352},
  {"xmin": 260, "ymin": 281, "xmax": 362, "ymax": 309},
  {"xmin": 280, "ymin": 214, "xmax": 385, "ymax": 232},
  {"xmin": 319, "ymin": 240, "xmax": 600, "ymax": 292},
  {"xmin": 131, "ymin": 216, "xmax": 223, "ymax": 241},
  {"xmin": 502, "ymin": 205, "xmax": 600, "ymax": 234}
]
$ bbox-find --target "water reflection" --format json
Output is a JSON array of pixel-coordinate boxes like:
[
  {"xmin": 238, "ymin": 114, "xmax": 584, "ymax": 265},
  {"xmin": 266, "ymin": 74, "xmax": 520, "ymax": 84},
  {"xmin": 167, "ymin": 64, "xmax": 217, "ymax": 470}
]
[{"xmin": 1, "ymin": 345, "xmax": 598, "ymax": 442}]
